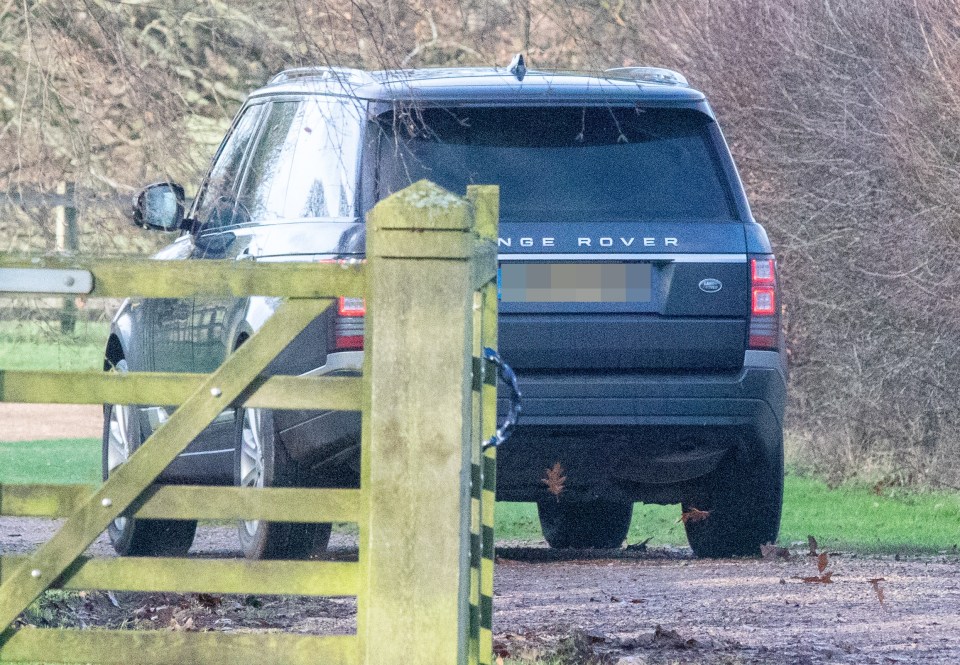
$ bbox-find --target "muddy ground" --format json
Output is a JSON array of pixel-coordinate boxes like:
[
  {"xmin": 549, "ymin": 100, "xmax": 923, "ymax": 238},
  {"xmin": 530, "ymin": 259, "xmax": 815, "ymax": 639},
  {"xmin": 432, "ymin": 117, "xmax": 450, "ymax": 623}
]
[
  {"xmin": 4, "ymin": 519, "xmax": 959, "ymax": 664},
  {"xmin": 2, "ymin": 404, "xmax": 960, "ymax": 663}
]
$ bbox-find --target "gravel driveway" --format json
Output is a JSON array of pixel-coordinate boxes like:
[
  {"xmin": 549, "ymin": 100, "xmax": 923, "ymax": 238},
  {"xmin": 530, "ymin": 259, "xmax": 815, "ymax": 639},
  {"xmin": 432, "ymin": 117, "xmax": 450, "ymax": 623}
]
[
  {"xmin": 1, "ymin": 404, "xmax": 958, "ymax": 663},
  {"xmin": 2, "ymin": 518, "xmax": 958, "ymax": 664}
]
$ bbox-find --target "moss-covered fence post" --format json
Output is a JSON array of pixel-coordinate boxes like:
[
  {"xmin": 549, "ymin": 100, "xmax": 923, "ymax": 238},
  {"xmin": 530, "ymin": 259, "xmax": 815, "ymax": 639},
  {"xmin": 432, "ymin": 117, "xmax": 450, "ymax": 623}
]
[{"xmin": 359, "ymin": 180, "xmax": 498, "ymax": 665}]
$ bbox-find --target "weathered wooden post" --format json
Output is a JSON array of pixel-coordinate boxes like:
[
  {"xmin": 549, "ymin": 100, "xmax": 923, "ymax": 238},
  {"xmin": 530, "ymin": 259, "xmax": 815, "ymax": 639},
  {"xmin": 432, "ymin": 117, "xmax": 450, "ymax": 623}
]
[
  {"xmin": 466, "ymin": 184, "xmax": 500, "ymax": 665},
  {"xmin": 53, "ymin": 181, "xmax": 78, "ymax": 333},
  {"xmin": 359, "ymin": 180, "xmax": 498, "ymax": 665}
]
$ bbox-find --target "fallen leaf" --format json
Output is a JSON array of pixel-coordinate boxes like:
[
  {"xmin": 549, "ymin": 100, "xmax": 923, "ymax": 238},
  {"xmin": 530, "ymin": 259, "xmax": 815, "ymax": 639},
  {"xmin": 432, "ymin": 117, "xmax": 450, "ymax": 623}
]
[
  {"xmin": 799, "ymin": 572, "xmax": 834, "ymax": 584},
  {"xmin": 817, "ymin": 552, "xmax": 829, "ymax": 573},
  {"xmin": 761, "ymin": 543, "xmax": 791, "ymax": 560},
  {"xmin": 630, "ymin": 598, "xmax": 646, "ymax": 604},
  {"xmin": 679, "ymin": 507, "xmax": 710, "ymax": 524},
  {"xmin": 868, "ymin": 578, "xmax": 886, "ymax": 606},
  {"xmin": 169, "ymin": 616, "xmax": 195, "ymax": 632},
  {"xmin": 495, "ymin": 657, "xmax": 504, "ymax": 665},
  {"xmin": 541, "ymin": 462, "xmax": 567, "ymax": 498},
  {"xmin": 807, "ymin": 535, "xmax": 818, "ymax": 556}
]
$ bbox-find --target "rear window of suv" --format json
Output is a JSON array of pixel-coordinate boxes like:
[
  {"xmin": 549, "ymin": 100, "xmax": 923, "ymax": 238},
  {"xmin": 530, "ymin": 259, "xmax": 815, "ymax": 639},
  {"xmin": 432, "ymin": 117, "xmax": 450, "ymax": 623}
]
[{"xmin": 373, "ymin": 106, "xmax": 737, "ymax": 223}]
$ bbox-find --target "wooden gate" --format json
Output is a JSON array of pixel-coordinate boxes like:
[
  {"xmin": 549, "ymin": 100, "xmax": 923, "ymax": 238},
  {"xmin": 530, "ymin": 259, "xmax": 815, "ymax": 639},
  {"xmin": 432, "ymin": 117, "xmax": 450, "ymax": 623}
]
[{"xmin": 0, "ymin": 181, "xmax": 500, "ymax": 665}]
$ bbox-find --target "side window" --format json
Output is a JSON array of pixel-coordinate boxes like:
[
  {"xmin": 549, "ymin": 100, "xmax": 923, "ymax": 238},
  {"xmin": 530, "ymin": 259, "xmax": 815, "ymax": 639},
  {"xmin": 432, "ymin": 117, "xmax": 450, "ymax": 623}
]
[
  {"xmin": 234, "ymin": 101, "xmax": 301, "ymax": 223},
  {"xmin": 234, "ymin": 97, "xmax": 362, "ymax": 224},
  {"xmin": 191, "ymin": 104, "xmax": 264, "ymax": 231},
  {"xmin": 284, "ymin": 98, "xmax": 362, "ymax": 219}
]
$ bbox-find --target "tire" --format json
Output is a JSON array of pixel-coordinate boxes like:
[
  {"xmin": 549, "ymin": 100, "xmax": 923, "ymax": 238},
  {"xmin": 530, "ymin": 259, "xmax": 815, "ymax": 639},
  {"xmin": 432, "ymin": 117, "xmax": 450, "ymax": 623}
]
[
  {"xmin": 102, "ymin": 359, "xmax": 197, "ymax": 557},
  {"xmin": 537, "ymin": 500, "xmax": 633, "ymax": 549},
  {"xmin": 235, "ymin": 408, "xmax": 328, "ymax": 559},
  {"xmin": 683, "ymin": 438, "xmax": 783, "ymax": 558}
]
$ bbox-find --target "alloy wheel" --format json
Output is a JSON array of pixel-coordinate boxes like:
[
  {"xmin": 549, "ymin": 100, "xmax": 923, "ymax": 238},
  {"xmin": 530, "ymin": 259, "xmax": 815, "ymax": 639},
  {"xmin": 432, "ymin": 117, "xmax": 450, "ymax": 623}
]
[
  {"xmin": 238, "ymin": 408, "xmax": 266, "ymax": 538},
  {"xmin": 106, "ymin": 359, "xmax": 132, "ymax": 533}
]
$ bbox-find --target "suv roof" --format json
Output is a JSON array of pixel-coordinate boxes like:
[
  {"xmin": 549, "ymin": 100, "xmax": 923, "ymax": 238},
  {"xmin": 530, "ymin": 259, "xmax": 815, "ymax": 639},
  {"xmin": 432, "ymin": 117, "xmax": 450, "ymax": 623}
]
[{"xmin": 250, "ymin": 65, "xmax": 708, "ymax": 107}]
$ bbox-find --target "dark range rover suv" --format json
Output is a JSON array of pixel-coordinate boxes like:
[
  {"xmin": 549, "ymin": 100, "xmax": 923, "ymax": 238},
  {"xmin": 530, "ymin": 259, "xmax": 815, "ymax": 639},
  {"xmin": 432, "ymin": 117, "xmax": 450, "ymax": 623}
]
[{"xmin": 106, "ymin": 62, "xmax": 786, "ymax": 559}]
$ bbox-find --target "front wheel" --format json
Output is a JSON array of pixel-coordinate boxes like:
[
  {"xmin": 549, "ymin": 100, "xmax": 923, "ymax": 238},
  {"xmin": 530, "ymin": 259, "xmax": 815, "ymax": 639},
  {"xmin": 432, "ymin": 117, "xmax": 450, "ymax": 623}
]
[
  {"xmin": 235, "ymin": 408, "xmax": 329, "ymax": 559},
  {"xmin": 102, "ymin": 362, "xmax": 197, "ymax": 556},
  {"xmin": 683, "ymin": 439, "xmax": 783, "ymax": 558},
  {"xmin": 537, "ymin": 500, "xmax": 633, "ymax": 549}
]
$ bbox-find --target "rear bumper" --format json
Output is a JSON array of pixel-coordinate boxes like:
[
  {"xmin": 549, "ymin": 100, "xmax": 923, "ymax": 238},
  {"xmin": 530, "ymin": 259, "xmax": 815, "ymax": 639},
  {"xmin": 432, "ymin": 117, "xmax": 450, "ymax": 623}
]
[{"xmin": 495, "ymin": 350, "xmax": 786, "ymax": 503}]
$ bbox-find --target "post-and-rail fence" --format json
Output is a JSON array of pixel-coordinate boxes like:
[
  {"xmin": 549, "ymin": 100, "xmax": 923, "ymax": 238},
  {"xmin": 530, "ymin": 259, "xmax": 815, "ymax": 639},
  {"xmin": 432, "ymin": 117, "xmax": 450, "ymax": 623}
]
[{"xmin": 0, "ymin": 181, "xmax": 501, "ymax": 665}]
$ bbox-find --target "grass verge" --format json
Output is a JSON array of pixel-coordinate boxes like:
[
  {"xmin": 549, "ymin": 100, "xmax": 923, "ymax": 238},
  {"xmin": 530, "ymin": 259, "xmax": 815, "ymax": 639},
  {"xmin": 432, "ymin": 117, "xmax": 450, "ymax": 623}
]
[
  {"xmin": 497, "ymin": 471, "xmax": 960, "ymax": 554},
  {"xmin": 2, "ymin": 440, "xmax": 959, "ymax": 555},
  {"xmin": 0, "ymin": 438, "xmax": 101, "ymax": 485},
  {"xmin": 0, "ymin": 320, "xmax": 108, "ymax": 371}
]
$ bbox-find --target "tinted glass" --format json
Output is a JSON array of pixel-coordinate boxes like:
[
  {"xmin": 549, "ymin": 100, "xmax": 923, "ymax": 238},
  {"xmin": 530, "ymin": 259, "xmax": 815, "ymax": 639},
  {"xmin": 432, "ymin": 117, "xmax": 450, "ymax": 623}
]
[
  {"xmin": 192, "ymin": 105, "xmax": 263, "ymax": 229},
  {"xmin": 235, "ymin": 97, "xmax": 362, "ymax": 224},
  {"xmin": 374, "ymin": 106, "xmax": 736, "ymax": 222}
]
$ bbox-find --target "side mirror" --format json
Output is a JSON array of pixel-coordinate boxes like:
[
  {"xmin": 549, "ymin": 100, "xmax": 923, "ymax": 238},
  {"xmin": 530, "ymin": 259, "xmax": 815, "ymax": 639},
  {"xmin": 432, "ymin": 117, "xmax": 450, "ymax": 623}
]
[{"xmin": 132, "ymin": 182, "xmax": 186, "ymax": 231}]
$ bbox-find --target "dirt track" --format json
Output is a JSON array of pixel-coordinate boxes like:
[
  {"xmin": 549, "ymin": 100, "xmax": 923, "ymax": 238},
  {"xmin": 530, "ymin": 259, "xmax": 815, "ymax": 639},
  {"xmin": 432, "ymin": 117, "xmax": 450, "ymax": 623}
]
[
  {"xmin": 0, "ymin": 403, "xmax": 102, "ymax": 441},
  {"xmin": 2, "ymin": 517, "xmax": 958, "ymax": 664},
  {"xmin": 492, "ymin": 547, "xmax": 960, "ymax": 664},
  {"xmin": 2, "ymin": 406, "xmax": 960, "ymax": 663}
]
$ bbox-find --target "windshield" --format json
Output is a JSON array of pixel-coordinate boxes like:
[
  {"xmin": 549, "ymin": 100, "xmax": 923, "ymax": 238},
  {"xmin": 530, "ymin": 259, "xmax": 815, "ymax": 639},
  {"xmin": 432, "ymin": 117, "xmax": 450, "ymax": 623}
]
[{"xmin": 373, "ymin": 106, "xmax": 737, "ymax": 222}]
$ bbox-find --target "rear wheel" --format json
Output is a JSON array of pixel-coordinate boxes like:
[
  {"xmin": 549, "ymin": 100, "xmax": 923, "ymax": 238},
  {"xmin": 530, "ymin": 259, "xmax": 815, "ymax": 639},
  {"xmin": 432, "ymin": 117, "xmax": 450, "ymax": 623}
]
[
  {"xmin": 103, "ymin": 360, "xmax": 197, "ymax": 556},
  {"xmin": 537, "ymin": 500, "xmax": 633, "ymax": 549},
  {"xmin": 683, "ymin": 439, "xmax": 783, "ymax": 558},
  {"xmin": 235, "ymin": 408, "xmax": 329, "ymax": 559}
]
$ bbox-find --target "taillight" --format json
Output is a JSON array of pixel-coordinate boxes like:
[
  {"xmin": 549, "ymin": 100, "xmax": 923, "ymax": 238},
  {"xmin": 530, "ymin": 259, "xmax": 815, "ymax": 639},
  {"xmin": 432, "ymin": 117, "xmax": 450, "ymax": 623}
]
[
  {"xmin": 748, "ymin": 256, "xmax": 780, "ymax": 350},
  {"xmin": 335, "ymin": 297, "xmax": 365, "ymax": 350},
  {"xmin": 318, "ymin": 257, "xmax": 366, "ymax": 352},
  {"xmin": 338, "ymin": 297, "xmax": 365, "ymax": 317}
]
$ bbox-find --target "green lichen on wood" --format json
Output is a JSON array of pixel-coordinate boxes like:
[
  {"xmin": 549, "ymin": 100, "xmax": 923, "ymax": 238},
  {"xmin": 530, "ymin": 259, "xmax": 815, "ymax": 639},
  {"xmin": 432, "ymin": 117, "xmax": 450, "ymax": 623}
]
[
  {"xmin": 368, "ymin": 180, "xmax": 470, "ymax": 232},
  {"xmin": 0, "ymin": 180, "xmax": 500, "ymax": 665}
]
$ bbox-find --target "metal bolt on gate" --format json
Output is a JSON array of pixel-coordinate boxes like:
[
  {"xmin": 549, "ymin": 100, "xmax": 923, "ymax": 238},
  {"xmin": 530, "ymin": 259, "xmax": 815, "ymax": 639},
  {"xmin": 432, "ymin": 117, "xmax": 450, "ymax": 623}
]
[{"xmin": 0, "ymin": 181, "xmax": 500, "ymax": 665}]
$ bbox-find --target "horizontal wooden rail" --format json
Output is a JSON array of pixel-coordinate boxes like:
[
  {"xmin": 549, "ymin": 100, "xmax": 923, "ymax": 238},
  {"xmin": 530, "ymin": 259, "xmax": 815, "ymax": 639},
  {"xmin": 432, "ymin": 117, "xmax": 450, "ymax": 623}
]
[
  {"xmin": 135, "ymin": 486, "xmax": 362, "ymax": 522},
  {"xmin": 0, "ymin": 257, "xmax": 365, "ymax": 299},
  {"xmin": 0, "ymin": 556, "xmax": 358, "ymax": 596},
  {"xmin": 0, "ymin": 629, "xmax": 358, "ymax": 665},
  {"xmin": 0, "ymin": 371, "xmax": 362, "ymax": 410},
  {"xmin": 0, "ymin": 483, "xmax": 92, "ymax": 517},
  {"xmin": 0, "ymin": 485, "xmax": 362, "ymax": 522}
]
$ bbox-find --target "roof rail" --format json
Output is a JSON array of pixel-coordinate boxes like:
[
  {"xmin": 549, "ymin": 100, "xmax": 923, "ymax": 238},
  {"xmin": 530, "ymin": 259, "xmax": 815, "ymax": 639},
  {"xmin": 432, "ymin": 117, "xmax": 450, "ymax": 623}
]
[
  {"xmin": 268, "ymin": 66, "xmax": 375, "ymax": 86},
  {"xmin": 604, "ymin": 67, "xmax": 689, "ymax": 87}
]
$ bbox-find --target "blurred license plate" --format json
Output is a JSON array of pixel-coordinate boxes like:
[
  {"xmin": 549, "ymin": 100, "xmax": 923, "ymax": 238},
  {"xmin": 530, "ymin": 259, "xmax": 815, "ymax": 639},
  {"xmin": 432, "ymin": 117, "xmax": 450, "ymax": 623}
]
[{"xmin": 499, "ymin": 262, "xmax": 652, "ymax": 303}]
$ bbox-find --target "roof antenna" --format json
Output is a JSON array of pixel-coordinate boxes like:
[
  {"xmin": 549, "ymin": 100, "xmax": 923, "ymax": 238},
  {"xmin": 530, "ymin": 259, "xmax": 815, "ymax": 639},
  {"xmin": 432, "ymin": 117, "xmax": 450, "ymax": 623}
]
[{"xmin": 508, "ymin": 53, "xmax": 527, "ymax": 81}]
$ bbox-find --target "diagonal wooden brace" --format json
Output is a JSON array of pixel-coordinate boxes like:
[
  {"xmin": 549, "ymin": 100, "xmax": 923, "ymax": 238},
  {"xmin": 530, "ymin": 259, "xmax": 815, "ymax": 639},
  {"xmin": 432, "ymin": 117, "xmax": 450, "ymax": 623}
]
[{"xmin": 0, "ymin": 298, "xmax": 329, "ymax": 636}]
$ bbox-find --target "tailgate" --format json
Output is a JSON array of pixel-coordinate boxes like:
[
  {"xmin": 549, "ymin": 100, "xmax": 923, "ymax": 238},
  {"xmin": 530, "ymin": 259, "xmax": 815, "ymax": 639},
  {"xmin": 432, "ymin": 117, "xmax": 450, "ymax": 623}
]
[{"xmin": 497, "ymin": 221, "xmax": 748, "ymax": 371}]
